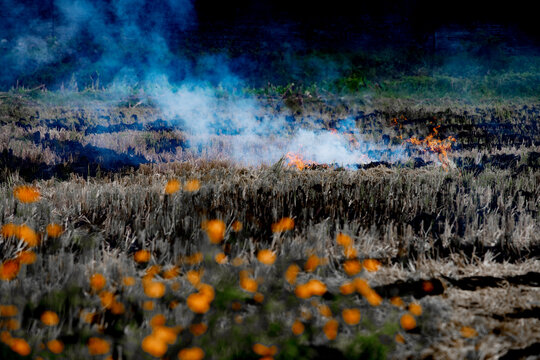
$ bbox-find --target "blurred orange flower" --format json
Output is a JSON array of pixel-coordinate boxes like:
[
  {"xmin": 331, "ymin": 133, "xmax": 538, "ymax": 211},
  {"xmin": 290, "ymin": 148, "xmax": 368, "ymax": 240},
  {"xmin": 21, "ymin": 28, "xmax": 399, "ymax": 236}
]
[
  {"xmin": 41, "ymin": 311, "xmax": 59, "ymax": 326},
  {"xmin": 46, "ymin": 224, "xmax": 64, "ymax": 238},
  {"xmin": 395, "ymin": 333, "xmax": 405, "ymax": 344},
  {"xmin": 204, "ymin": 220, "xmax": 226, "ymax": 244},
  {"xmin": 111, "ymin": 301, "xmax": 125, "ymax": 315},
  {"xmin": 178, "ymin": 347, "xmax": 205, "ymax": 360},
  {"xmin": 186, "ymin": 269, "xmax": 203, "ymax": 287},
  {"xmin": 339, "ymin": 282, "xmax": 355, "ymax": 295},
  {"xmin": 336, "ymin": 233, "xmax": 352, "ymax": 247},
  {"xmin": 390, "ymin": 296, "xmax": 404, "ymax": 308},
  {"xmin": 214, "ymin": 252, "xmax": 228, "ymax": 264},
  {"xmin": 0, "ymin": 260, "xmax": 20, "ymax": 281},
  {"xmin": 365, "ymin": 290, "xmax": 382, "ymax": 306},
  {"xmin": 252, "ymin": 343, "xmax": 277, "ymax": 356},
  {"xmin": 323, "ymin": 319, "xmax": 338, "ymax": 340},
  {"xmin": 18, "ymin": 225, "xmax": 40, "ymax": 247},
  {"xmin": 343, "ymin": 259, "xmax": 362, "ymax": 276},
  {"xmin": 285, "ymin": 264, "xmax": 300, "ymax": 285},
  {"xmin": 187, "ymin": 293, "xmax": 210, "ymax": 314},
  {"xmin": 150, "ymin": 314, "xmax": 166, "ymax": 328},
  {"xmin": 144, "ymin": 281, "xmax": 166, "ymax": 298},
  {"xmin": 353, "ymin": 278, "xmax": 371, "ymax": 296},
  {"xmin": 14, "ymin": 185, "xmax": 40, "ymax": 203},
  {"xmin": 99, "ymin": 291, "xmax": 115, "ymax": 309},
  {"xmin": 343, "ymin": 246, "xmax": 357, "ymax": 259},
  {"xmin": 306, "ymin": 279, "xmax": 326, "ymax": 296},
  {"xmin": 122, "ymin": 276, "xmax": 136, "ymax": 286},
  {"xmin": 422, "ymin": 280, "xmax": 434, "ymax": 293},
  {"xmin": 304, "ymin": 254, "xmax": 320, "ymax": 272},
  {"xmin": 460, "ymin": 326, "xmax": 478, "ymax": 338},
  {"xmin": 253, "ymin": 292, "xmax": 264, "ymax": 303},
  {"xmin": 153, "ymin": 326, "xmax": 178, "ymax": 345},
  {"xmin": 363, "ymin": 259, "xmax": 381, "ymax": 272},
  {"xmin": 87, "ymin": 337, "xmax": 110, "ymax": 355},
  {"xmin": 1, "ymin": 223, "xmax": 19, "ymax": 238},
  {"xmin": 10, "ymin": 338, "xmax": 31, "ymax": 356},
  {"xmin": 47, "ymin": 339, "xmax": 64, "ymax": 354},
  {"xmin": 90, "ymin": 273, "xmax": 106, "ymax": 291},
  {"xmin": 199, "ymin": 283, "xmax": 215, "ymax": 302},
  {"xmin": 240, "ymin": 277, "xmax": 258, "ymax": 293},
  {"xmin": 257, "ymin": 249, "xmax": 276, "ymax": 265},
  {"xmin": 409, "ymin": 303, "xmax": 422, "ymax": 316},
  {"xmin": 189, "ymin": 323, "xmax": 208, "ymax": 336},
  {"xmin": 163, "ymin": 266, "xmax": 180, "ymax": 279},
  {"xmin": 134, "ymin": 249, "xmax": 151, "ymax": 263},
  {"xmin": 0, "ymin": 305, "xmax": 18, "ymax": 317},
  {"xmin": 342, "ymin": 308, "xmax": 361, "ymax": 325},
  {"xmin": 400, "ymin": 314, "xmax": 416, "ymax": 331},
  {"xmin": 142, "ymin": 334, "xmax": 168, "ymax": 358},
  {"xmin": 318, "ymin": 304, "xmax": 332, "ymax": 318},
  {"xmin": 291, "ymin": 320, "xmax": 304, "ymax": 335},
  {"xmin": 16, "ymin": 250, "xmax": 36, "ymax": 265},
  {"xmin": 165, "ymin": 179, "xmax": 181, "ymax": 194},
  {"xmin": 186, "ymin": 252, "xmax": 203, "ymax": 265},
  {"xmin": 184, "ymin": 179, "xmax": 200, "ymax": 192},
  {"xmin": 231, "ymin": 220, "xmax": 242, "ymax": 232},
  {"xmin": 271, "ymin": 217, "xmax": 294, "ymax": 233},
  {"xmin": 143, "ymin": 301, "xmax": 154, "ymax": 311}
]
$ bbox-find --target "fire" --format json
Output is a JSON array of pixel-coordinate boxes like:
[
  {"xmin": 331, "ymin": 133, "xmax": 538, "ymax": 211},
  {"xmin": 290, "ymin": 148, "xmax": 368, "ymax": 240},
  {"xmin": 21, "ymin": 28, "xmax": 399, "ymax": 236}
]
[
  {"xmin": 285, "ymin": 152, "xmax": 315, "ymax": 170},
  {"xmin": 406, "ymin": 131, "xmax": 456, "ymax": 169}
]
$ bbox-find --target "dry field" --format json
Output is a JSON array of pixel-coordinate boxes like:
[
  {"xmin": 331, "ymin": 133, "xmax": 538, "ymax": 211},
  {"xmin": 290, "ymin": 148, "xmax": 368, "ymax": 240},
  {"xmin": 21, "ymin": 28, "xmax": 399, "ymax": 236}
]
[{"xmin": 0, "ymin": 95, "xmax": 539, "ymax": 359}]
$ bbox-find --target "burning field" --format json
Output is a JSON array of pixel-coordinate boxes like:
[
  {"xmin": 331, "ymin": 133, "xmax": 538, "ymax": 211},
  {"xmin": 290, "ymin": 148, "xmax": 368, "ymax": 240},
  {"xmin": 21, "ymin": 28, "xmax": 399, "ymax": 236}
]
[
  {"xmin": 1, "ymin": 1, "xmax": 540, "ymax": 359},
  {"xmin": 0, "ymin": 93, "xmax": 539, "ymax": 360}
]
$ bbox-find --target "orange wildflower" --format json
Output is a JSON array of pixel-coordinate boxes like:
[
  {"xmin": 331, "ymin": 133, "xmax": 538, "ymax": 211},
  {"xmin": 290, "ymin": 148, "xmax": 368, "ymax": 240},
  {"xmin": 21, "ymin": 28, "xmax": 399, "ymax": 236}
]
[
  {"xmin": 409, "ymin": 303, "xmax": 422, "ymax": 316},
  {"xmin": 165, "ymin": 179, "xmax": 181, "ymax": 195},
  {"xmin": 41, "ymin": 311, "xmax": 59, "ymax": 326},
  {"xmin": 1, "ymin": 223, "xmax": 19, "ymax": 238},
  {"xmin": 0, "ymin": 260, "xmax": 20, "ymax": 281},
  {"xmin": 0, "ymin": 330, "xmax": 12, "ymax": 344},
  {"xmin": 204, "ymin": 220, "xmax": 226, "ymax": 244},
  {"xmin": 257, "ymin": 249, "xmax": 276, "ymax": 265},
  {"xmin": 186, "ymin": 293, "xmax": 210, "ymax": 314},
  {"xmin": 189, "ymin": 323, "xmax": 207, "ymax": 336},
  {"xmin": 336, "ymin": 233, "xmax": 352, "ymax": 247},
  {"xmin": 353, "ymin": 278, "xmax": 371, "ymax": 296},
  {"xmin": 18, "ymin": 225, "xmax": 40, "ymax": 246},
  {"xmin": 90, "ymin": 273, "xmax": 106, "ymax": 291},
  {"xmin": 400, "ymin": 314, "xmax": 416, "ymax": 331},
  {"xmin": 186, "ymin": 269, "xmax": 203, "ymax": 287},
  {"xmin": 390, "ymin": 296, "xmax": 405, "ymax": 308},
  {"xmin": 178, "ymin": 347, "xmax": 205, "ymax": 360},
  {"xmin": 342, "ymin": 308, "xmax": 361, "ymax": 325},
  {"xmin": 285, "ymin": 264, "xmax": 300, "ymax": 285},
  {"xmin": 144, "ymin": 281, "xmax": 166, "ymax": 298},
  {"xmin": 47, "ymin": 339, "xmax": 64, "ymax": 354},
  {"xmin": 143, "ymin": 301, "xmax": 154, "ymax": 311},
  {"xmin": 343, "ymin": 259, "xmax": 362, "ymax": 276},
  {"xmin": 3, "ymin": 318, "xmax": 19, "ymax": 330},
  {"xmin": 46, "ymin": 224, "xmax": 63, "ymax": 238},
  {"xmin": 163, "ymin": 266, "xmax": 180, "ymax": 279},
  {"xmin": 253, "ymin": 292, "xmax": 264, "ymax": 303},
  {"xmin": 291, "ymin": 320, "xmax": 304, "ymax": 335},
  {"xmin": 318, "ymin": 304, "xmax": 332, "ymax": 318},
  {"xmin": 150, "ymin": 314, "xmax": 166, "ymax": 328},
  {"xmin": 215, "ymin": 252, "xmax": 228, "ymax": 264},
  {"xmin": 343, "ymin": 246, "xmax": 357, "ymax": 259},
  {"xmin": 199, "ymin": 283, "xmax": 215, "ymax": 302},
  {"xmin": 134, "ymin": 249, "xmax": 151, "ymax": 263},
  {"xmin": 111, "ymin": 301, "xmax": 125, "ymax": 315},
  {"xmin": 339, "ymin": 282, "xmax": 355, "ymax": 295},
  {"xmin": 0, "ymin": 305, "xmax": 18, "ymax": 317},
  {"xmin": 231, "ymin": 220, "xmax": 242, "ymax": 232},
  {"xmin": 99, "ymin": 291, "xmax": 115, "ymax": 309},
  {"xmin": 395, "ymin": 333, "xmax": 405, "ymax": 344},
  {"xmin": 10, "ymin": 338, "xmax": 31, "ymax": 356},
  {"xmin": 323, "ymin": 319, "xmax": 339, "ymax": 340},
  {"xmin": 240, "ymin": 277, "xmax": 258, "ymax": 293},
  {"xmin": 422, "ymin": 280, "xmax": 434, "ymax": 293},
  {"xmin": 186, "ymin": 252, "xmax": 203, "ymax": 265},
  {"xmin": 87, "ymin": 337, "xmax": 110, "ymax": 355},
  {"xmin": 271, "ymin": 217, "xmax": 294, "ymax": 233},
  {"xmin": 122, "ymin": 276, "xmax": 136, "ymax": 286},
  {"xmin": 252, "ymin": 343, "xmax": 277, "ymax": 356},
  {"xmin": 304, "ymin": 254, "xmax": 320, "ymax": 272},
  {"xmin": 153, "ymin": 326, "xmax": 178, "ymax": 345},
  {"xmin": 142, "ymin": 334, "xmax": 168, "ymax": 358},
  {"xmin": 231, "ymin": 257, "xmax": 244, "ymax": 266},
  {"xmin": 365, "ymin": 290, "xmax": 382, "ymax": 306},
  {"xmin": 460, "ymin": 326, "xmax": 478, "ymax": 338},
  {"xmin": 363, "ymin": 259, "xmax": 381, "ymax": 272},
  {"xmin": 184, "ymin": 179, "xmax": 200, "ymax": 192},
  {"xmin": 306, "ymin": 279, "xmax": 326, "ymax": 296},
  {"xmin": 13, "ymin": 185, "xmax": 40, "ymax": 203},
  {"xmin": 16, "ymin": 250, "xmax": 36, "ymax": 264}
]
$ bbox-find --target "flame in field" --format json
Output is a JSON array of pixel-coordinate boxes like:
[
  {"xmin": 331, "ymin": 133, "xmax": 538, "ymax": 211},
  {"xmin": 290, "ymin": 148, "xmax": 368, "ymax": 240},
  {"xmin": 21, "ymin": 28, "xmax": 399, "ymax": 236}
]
[
  {"xmin": 406, "ymin": 129, "xmax": 456, "ymax": 169},
  {"xmin": 285, "ymin": 152, "xmax": 315, "ymax": 170}
]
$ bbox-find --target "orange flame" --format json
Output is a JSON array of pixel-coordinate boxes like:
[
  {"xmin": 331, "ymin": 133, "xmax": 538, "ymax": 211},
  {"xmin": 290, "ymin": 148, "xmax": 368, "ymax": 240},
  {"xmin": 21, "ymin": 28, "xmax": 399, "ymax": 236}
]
[{"xmin": 285, "ymin": 152, "xmax": 315, "ymax": 170}]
